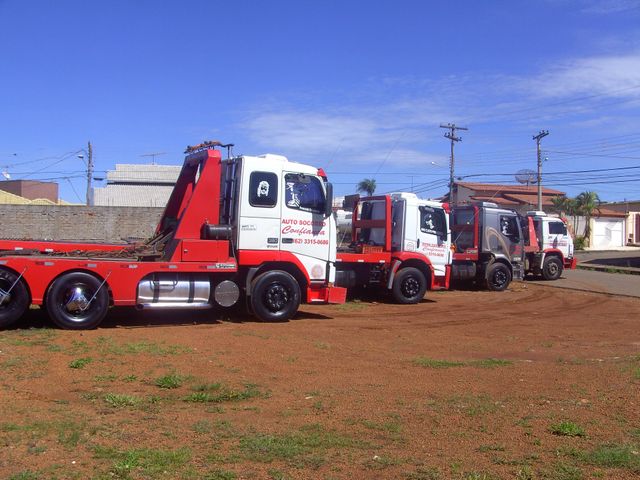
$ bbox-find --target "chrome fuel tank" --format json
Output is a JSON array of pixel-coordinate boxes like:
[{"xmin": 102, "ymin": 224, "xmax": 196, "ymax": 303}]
[{"xmin": 137, "ymin": 273, "xmax": 211, "ymax": 309}]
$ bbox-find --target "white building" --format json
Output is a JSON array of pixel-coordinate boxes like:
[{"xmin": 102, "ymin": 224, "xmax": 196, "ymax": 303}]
[{"xmin": 91, "ymin": 164, "xmax": 181, "ymax": 207}]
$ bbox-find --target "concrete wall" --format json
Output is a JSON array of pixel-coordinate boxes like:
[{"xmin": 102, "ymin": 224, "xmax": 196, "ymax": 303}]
[{"xmin": 0, "ymin": 205, "xmax": 164, "ymax": 242}]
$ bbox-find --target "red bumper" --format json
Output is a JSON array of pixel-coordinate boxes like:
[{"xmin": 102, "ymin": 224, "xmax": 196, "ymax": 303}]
[
  {"xmin": 307, "ymin": 285, "xmax": 347, "ymax": 304},
  {"xmin": 565, "ymin": 257, "xmax": 577, "ymax": 269}
]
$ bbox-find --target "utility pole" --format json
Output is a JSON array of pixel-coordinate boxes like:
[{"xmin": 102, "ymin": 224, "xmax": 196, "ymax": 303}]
[
  {"xmin": 440, "ymin": 123, "xmax": 467, "ymax": 205},
  {"xmin": 86, "ymin": 141, "xmax": 93, "ymax": 206},
  {"xmin": 533, "ymin": 130, "xmax": 549, "ymax": 211}
]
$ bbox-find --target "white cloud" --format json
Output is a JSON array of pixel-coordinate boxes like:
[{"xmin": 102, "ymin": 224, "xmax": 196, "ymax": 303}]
[
  {"xmin": 523, "ymin": 52, "xmax": 640, "ymax": 99},
  {"xmin": 241, "ymin": 51, "xmax": 640, "ymax": 169}
]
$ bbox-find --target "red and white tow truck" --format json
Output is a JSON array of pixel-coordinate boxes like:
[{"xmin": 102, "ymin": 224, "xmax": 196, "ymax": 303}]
[
  {"xmin": 0, "ymin": 142, "xmax": 346, "ymax": 329},
  {"xmin": 335, "ymin": 193, "xmax": 452, "ymax": 303}
]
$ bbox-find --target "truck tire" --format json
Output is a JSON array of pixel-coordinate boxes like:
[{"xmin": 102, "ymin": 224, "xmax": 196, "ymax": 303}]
[
  {"xmin": 542, "ymin": 256, "xmax": 563, "ymax": 281},
  {"xmin": 392, "ymin": 267, "xmax": 427, "ymax": 304},
  {"xmin": 485, "ymin": 263, "xmax": 511, "ymax": 291},
  {"xmin": 0, "ymin": 268, "xmax": 30, "ymax": 329},
  {"xmin": 45, "ymin": 272, "xmax": 109, "ymax": 330},
  {"xmin": 250, "ymin": 271, "xmax": 301, "ymax": 322}
]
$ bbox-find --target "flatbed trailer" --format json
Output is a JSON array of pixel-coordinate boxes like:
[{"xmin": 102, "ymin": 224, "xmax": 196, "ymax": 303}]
[{"xmin": 0, "ymin": 142, "xmax": 346, "ymax": 329}]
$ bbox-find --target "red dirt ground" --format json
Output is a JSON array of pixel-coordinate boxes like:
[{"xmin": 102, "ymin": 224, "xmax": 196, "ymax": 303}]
[{"xmin": 1, "ymin": 283, "xmax": 639, "ymax": 479}]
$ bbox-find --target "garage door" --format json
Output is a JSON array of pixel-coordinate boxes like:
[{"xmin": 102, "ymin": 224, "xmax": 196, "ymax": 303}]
[{"xmin": 592, "ymin": 218, "xmax": 624, "ymax": 249}]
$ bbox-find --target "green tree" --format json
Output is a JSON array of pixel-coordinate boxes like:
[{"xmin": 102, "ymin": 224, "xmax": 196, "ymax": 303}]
[
  {"xmin": 575, "ymin": 190, "xmax": 601, "ymax": 246},
  {"xmin": 356, "ymin": 178, "xmax": 376, "ymax": 196}
]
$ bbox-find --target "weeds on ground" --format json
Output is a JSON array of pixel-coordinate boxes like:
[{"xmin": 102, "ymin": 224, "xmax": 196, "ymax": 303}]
[
  {"xmin": 446, "ymin": 394, "xmax": 500, "ymax": 417},
  {"xmin": 103, "ymin": 393, "xmax": 142, "ymax": 408},
  {"xmin": 203, "ymin": 469, "xmax": 237, "ymax": 480},
  {"xmin": 0, "ymin": 328, "xmax": 57, "ymax": 347},
  {"xmin": 541, "ymin": 462, "xmax": 583, "ymax": 480},
  {"xmin": 68, "ymin": 357, "xmax": 92, "ymax": 369},
  {"xmin": 404, "ymin": 466, "xmax": 441, "ymax": 479},
  {"xmin": 550, "ymin": 421, "xmax": 586, "ymax": 437},
  {"xmin": 154, "ymin": 373, "xmax": 184, "ymax": 389},
  {"xmin": 184, "ymin": 383, "xmax": 265, "ymax": 403},
  {"xmin": 93, "ymin": 446, "xmax": 191, "ymax": 478},
  {"xmin": 238, "ymin": 423, "xmax": 364, "ymax": 468},
  {"xmin": 413, "ymin": 357, "xmax": 512, "ymax": 369},
  {"xmin": 565, "ymin": 443, "xmax": 640, "ymax": 471},
  {"xmin": 95, "ymin": 336, "xmax": 191, "ymax": 355}
]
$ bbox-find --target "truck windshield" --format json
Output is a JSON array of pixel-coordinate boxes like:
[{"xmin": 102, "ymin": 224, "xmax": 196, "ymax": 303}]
[{"xmin": 284, "ymin": 174, "xmax": 326, "ymax": 214}]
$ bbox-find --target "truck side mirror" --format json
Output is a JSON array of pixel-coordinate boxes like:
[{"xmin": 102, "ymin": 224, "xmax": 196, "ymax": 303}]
[{"xmin": 324, "ymin": 182, "xmax": 334, "ymax": 218}]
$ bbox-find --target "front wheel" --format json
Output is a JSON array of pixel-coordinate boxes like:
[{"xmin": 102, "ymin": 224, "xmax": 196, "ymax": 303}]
[
  {"xmin": 0, "ymin": 268, "xmax": 30, "ymax": 329},
  {"xmin": 484, "ymin": 263, "xmax": 511, "ymax": 291},
  {"xmin": 542, "ymin": 256, "xmax": 563, "ymax": 281},
  {"xmin": 250, "ymin": 271, "xmax": 301, "ymax": 322},
  {"xmin": 45, "ymin": 272, "xmax": 110, "ymax": 329},
  {"xmin": 392, "ymin": 267, "xmax": 427, "ymax": 304}
]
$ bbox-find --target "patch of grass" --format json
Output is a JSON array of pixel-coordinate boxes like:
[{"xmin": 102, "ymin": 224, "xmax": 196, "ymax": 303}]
[
  {"xmin": 192, "ymin": 420, "xmax": 212, "ymax": 434},
  {"xmin": 447, "ymin": 394, "xmax": 499, "ymax": 417},
  {"xmin": 478, "ymin": 444, "xmax": 506, "ymax": 452},
  {"xmin": 268, "ymin": 469, "xmax": 290, "ymax": 480},
  {"xmin": 8, "ymin": 472, "xmax": 39, "ymax": 480},
  {"xmin": 184, "ymin": 383, "xmax": 264, "ymax": 403},
  {"xmin": 57, "ymin": 421, "xmax": 85, "ymax": 448},
  {"xmin": 462, "ymin": 473, "xmax": 500, "ymax": 480},
  {"xmin": 155, "ymin": 373, "xmax": 184, "ymax": 389},
  {"xmin": 568, "ymin": 443, "xmax": 640, "ymax": 471},
  {"xmin": 0, "ymin": 328, "xmax": 57, "ymax": 347},
  {"xmin": 68, "ymin": 357, "xmax": 92, "ymax": 369},
  {"xmin": 550, "ymin": 421, "xmax": 586, "ymax": 437},
  {"xmin": 515, "ymin": 466, "xmax": 534, "ymax": 480},
  {"xmin": 203, "ymin": 469, "xmax": 237, "ymax": 480},
  {"xmin": 336, "ymin": 300, "xmax": 368, "ymax": 312},
  {"xmin": 95, "ymin": 336, "xmax": 192, "ymax": 355},
  {"xmin": 314, "ymin": 342, "xmax": 330, "ymax": 350},
  {"xmin": 473, "ymin": 358, "xmax": 513, "ymax": 368},
  {"xmin": 413, "ymin": 358, "xmax": 466, "ymax": 368},
  {"xmin": 239, "ymin": 423, "xmax": 363, "ymax": 467},
  {"xmin": 94, "ymin": 446, "xmax": 191, "ymax": 478},
  {"xmin": 122, "ymin": 374, "xmax": 138, "ymax": 383},
  {"xmin": 364, "ymin": 454, "xmax": 402, "ymax": 469},
  {"xmin": 405, "ymin": 466, "xmax": 441, "ymax": 479},
  {"xmin": 541, "ymin": 462, "xmax": 583, "ymax": 480},
  {"xmin": 413, "ymin": 357, "xmax": 512, "ymax": 369},
  {"xmin": 94, "ymin": 373, "xmax": 119, "ymax": 382},
  {"xmin": 104, "ymin": 393, "xmax": 141, "ymax": 408}
]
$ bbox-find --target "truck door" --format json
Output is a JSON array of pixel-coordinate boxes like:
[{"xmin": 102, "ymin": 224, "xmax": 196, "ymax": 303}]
[
  {"xmin": 545, "ymin": 219, "xmax": 572, "ymax": 258},
  {"xmin": 279, "ymin": 172, "xmax": 333, "ymax": 282},
  {"xmin": 237, "ymin": 169, "xmax": 282, "ymax": 251},
  {"xmin": 417, "ymin": 205, "xmax": 451, "ymax": 276}
]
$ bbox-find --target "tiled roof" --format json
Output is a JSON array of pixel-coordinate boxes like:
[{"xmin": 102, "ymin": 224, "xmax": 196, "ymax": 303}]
[
  {"xmin": 502, "ymin": 193, "xmax": 556, "ymax": 206},
  {"xmin": 457, "ymin": 182, "xmax": 564, "ymax": 195},
  {"xmin": 595, "ymin": 207, "xmax": 627, "ymax": 218},
  {"xmin": 92, "ymin": 184, "xmax": 174, "ymax": 207},
  {"xmin": 469, "ymin": 195, "xmax": 521, "ymax": 205},
  {"xmin": 106, "ymin": 164, "xmax": 181, "ymax": 184}
]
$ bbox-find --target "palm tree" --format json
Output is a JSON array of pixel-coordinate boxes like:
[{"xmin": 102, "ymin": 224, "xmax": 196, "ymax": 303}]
[
  {"xmin": 357, "ymin": 178, "xmax": 376, "ymax": 196},
  {"xmin": 575, "ymin": 191, "xmax": 601, "ymax": 246}
]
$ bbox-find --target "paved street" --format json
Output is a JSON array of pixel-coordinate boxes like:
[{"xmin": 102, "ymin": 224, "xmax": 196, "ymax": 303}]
[{"xmin": 526, "ymin": 268, "xmax": 640, "ymax": 298}]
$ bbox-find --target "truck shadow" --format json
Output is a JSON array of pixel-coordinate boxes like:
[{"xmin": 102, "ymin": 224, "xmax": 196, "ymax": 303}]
[{"xmin": 9, "ymin": 305, "xmax": 333, "ymax": 330}]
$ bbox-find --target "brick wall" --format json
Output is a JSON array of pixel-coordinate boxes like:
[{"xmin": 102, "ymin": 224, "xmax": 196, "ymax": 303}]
[{"xmin": 0, "ymin": 205, "xmax": 164, "ymax": 242}]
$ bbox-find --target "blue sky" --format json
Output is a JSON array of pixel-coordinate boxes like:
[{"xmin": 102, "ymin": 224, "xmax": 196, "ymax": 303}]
[{"xmin": 1, "ymin": 0, "xmax": 640, "ymax": 203}]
